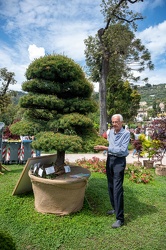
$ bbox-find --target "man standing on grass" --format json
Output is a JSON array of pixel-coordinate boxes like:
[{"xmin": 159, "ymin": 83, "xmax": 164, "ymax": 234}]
[{"xmin": 94, "ymin": 114, "xmax": 130, "ymax": 228}]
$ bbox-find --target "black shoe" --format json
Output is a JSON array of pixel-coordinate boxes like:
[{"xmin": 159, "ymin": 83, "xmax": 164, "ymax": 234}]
[
  {"xmin": 112, "ymin": 220, "xmax": 124, "ymax": 228},
  {"xmin": 106, "ymin": 209, "xmax": 115, "ymax": 215}
]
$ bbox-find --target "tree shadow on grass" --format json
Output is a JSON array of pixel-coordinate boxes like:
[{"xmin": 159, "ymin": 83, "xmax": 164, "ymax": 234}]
[
  {"xmin": 16, "ymin": 192, "xmax": 34, "ymax": 198},
  {"xmin": 124, "ymin": 186, "xmax": 158, "ymax": 223},
  {"xmin": 84, "ymin": 176, "xmax": 111, "ymax": 214},
  {"xmin": 84, "ymin": 176, "xmax": 158, "ymax": 222},
  {"xmin": 0, "ymin": 164, "xmax": 23, "ymax": 175}
]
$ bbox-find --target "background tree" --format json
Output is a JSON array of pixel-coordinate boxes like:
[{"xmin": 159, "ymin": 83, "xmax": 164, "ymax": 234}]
[
  {"xmin": 107, "ymin": 80, "xmax": 141, "ymax": 122},
  {"xmin": 0, "ymin": 68, "xmax": 17, "ymax": 115},
  {"xmin": 84, "ymin": 0, "xmax": 153, "ymax": 134},
  {"xmin": 152, "ymin": 100, "xmax": 161, "ymax": 117},
  {"xmin": 11, "ymin": 54, "xmax": 107, "ymax": 166},
  {"xmin": 147, "ymin": 108, "xmax": 156, "ymax": 119},
  {"xmin": 0, "ymin": 104, "xmax": 19, "ymax": 126}
]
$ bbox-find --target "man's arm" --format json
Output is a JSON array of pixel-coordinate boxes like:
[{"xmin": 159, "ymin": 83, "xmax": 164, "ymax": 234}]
[{"xmin": 94, "ymin": 145, "xmax": 108, "ymax": 151}]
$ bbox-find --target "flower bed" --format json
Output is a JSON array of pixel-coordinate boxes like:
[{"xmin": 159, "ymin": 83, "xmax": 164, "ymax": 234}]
[
  {"xmin": 125, "ymin": 164, "xmax": 154, "ymax": 184},
  {"xmin": 72, "ymin": 157, "xmax": 154, "ymax": 184},
  {"xmin": 74, "ymin": 157, "xmax": 106, "ymax": 174}
]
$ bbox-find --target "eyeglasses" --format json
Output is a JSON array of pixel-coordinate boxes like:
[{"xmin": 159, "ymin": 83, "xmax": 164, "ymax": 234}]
[{"xmin": 112, "ymin": 121, "xmax": 120, "ymax": 124}]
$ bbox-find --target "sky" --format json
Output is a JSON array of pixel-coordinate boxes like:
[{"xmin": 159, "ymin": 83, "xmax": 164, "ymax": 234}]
[{"xmin": 0, "ymin": 0, "xmax": 166, "ymax": 92}]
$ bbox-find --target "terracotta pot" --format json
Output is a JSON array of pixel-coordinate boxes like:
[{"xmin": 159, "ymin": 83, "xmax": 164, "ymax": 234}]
[
  {"xmin": 133, "ymin": 161, "xmax": 142, "ymax": 167},
  {"xmin": 155, "ymin": 165, "xmax": 166, "ymax": 176},
  {"xmin": 29, "ymin": 166, "xmax": 91, "ymax": 215},
  {"xmin": 143, "ymin": 160, "xmax": 154, "ymax": 169}
]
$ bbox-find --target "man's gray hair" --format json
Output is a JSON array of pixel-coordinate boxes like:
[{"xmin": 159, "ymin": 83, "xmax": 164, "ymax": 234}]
[{"xmin": 112, "ymin": 114, "xmax": 123, "ymax": 122}]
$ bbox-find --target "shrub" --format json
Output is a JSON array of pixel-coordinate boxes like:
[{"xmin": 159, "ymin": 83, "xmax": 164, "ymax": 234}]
[
  {"xmin": 139, "ymin": 134, "xmax": 161, "ymax": 161},
  {"xmin": 125, "ymin": 164, "xmax": 154, "ymax": 184},
  {"xmin": 75, "ymin": 157, "xmax": 106, "ymax": 174},
  {"xmin": 128, "ymin": 143, "xmax": 134, "ymax": 150}
]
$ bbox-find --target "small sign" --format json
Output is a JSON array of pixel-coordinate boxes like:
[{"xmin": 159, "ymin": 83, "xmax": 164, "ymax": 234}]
[
  {"xmin": 64, "ymin": 165, "xmax": 71, "ymax": 173},
  {"xmin": 38, "ymin": 168, "xmax": 43, "ymax": 177},
  {"xmin": 45, "ymin": 166, "xmax": 55, "ymax": 175}
]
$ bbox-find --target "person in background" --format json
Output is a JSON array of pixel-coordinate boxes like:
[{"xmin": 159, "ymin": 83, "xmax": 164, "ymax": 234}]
[
  {"xmin": 132, "ymin": 127, "xmax": 141, "ymax": 158},
  {"xmin": 145, "ymin": 127, "xmax": 150, "ymax": 139},
  {"xmin": 94, "ymin": 114, "xmax": 130, "ymax": 228}
]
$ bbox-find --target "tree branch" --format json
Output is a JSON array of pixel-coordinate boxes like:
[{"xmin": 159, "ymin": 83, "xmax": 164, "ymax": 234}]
[
  {"xmin": 104, "ymin": 0, "xmax": 144, "ymax": 31},
  {"xmin": 1, "ymin": 77, "xmax": 12, "ymax": 96},
  {"xmin": 113, "ymin": 14, "xmax": 143, "ymax": 23},
  {"xmin": 128, "ymin": 0, "xmax": 143, "ymax": 3}
]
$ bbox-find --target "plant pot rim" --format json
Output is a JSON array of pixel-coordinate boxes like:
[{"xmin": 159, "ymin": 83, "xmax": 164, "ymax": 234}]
[
  {"xmin": 28, "ymin": 165, "xmax": 91, "ymax": 185},
  {"xmin": 155, "ymin": 164, "xmax": 166, "ymax": 168},
  {"xmin": 143, "ymin": 160, "xmax": 154, "ymax": 163}
]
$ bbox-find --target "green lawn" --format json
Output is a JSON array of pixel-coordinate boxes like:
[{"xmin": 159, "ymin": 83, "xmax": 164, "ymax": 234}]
[{"xmin": 0, "ymin": 163, "xmax": 166, "ymax": 250}]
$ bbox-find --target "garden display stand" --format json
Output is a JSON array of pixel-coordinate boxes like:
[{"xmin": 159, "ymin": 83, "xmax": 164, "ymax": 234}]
[
  {"xmin": 0, "ymin": 162, "xmax": 10, "ymax": 174},
  {"xmin": 13, "ymin": 154, "xmax": 91, "ymax": 215},
  {"xmin": 12, "ymin": 154, "xmax": 57, "ymax": 195},
  {"xmin": 28, "ymin": 166, "xmax": 91, "ymax": 215}
]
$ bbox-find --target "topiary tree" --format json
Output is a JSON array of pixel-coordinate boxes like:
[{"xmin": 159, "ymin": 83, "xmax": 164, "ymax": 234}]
[{"xmin": 10, "ymin": 54, "xmax": 104, "ymax": 167}]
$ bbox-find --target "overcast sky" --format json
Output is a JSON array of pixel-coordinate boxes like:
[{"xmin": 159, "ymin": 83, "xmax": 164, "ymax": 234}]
[{"xmin": 0, "ymin": 0, "xmax": 166, "ymax": 92}]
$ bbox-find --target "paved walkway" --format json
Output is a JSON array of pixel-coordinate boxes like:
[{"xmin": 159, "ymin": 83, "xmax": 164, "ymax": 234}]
[{"xmin": 64, "ymin": 151, "xmax": 166, "ymax": 166}]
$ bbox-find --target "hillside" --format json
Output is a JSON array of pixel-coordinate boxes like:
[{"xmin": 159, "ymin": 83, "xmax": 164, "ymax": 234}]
[
  {"xmin": 11, "ymin": 91, "xmax": 26, "ymax": 104},
  {"xmin": 13, "ymin": 83, "xmax": 166, "ymax": 107},
  {"xmin": 137, "ymin": 83, "xmax": 166, "ymax": 106}
]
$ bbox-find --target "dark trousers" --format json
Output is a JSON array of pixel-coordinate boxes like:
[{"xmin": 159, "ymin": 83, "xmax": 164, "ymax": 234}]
[{"xmin": 106, "ymin": 155, "xmax": 126, "ymax": 222}]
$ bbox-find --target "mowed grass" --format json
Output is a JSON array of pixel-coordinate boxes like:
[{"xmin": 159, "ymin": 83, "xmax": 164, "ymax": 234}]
[{"xmin": 0, "ymin": 163, "xmax": 166, "ymax": 250}]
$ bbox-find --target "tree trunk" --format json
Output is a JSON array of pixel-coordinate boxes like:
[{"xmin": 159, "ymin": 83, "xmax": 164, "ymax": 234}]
[
  {"xmin": 99, "ymin": 57, "xmax": 108, "ymax": 135},
  {"xmin": 55, "ymin": 150, "xmax": 65, "ymax": 166},
  {"xmin": 98, "ymin": 28, "xmax": 110, "ymax": 135},
  {"xmin": 96, "ymin": 0, "xmax": 144, "ymax": 134}
]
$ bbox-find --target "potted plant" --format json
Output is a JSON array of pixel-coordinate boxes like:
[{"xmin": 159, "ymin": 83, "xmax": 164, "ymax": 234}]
[
  {"xmin": 139, "ymin": 134, "xmax": 161, "ymax": 168},
  {"xmin": 10, "ymin": 54, "xmax": 101, "ymax": 215},
  {"xmin": 132, "ymin": 138, "xmax": 143, "ymax": 167},
  {"xmin": 150, "ymin": 118, "xmax": 166, "ymax": 175}
]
